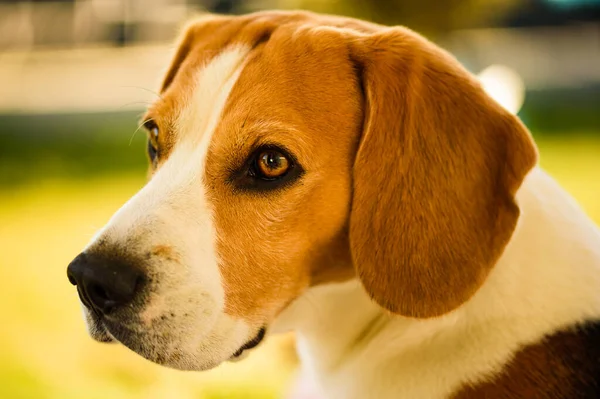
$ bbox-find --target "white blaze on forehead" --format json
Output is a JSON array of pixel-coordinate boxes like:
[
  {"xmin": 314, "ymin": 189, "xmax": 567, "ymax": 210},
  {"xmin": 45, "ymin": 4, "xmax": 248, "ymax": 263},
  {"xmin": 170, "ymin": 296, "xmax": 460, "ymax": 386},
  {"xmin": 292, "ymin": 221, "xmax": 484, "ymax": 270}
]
[
  {"xmin": 90, "ymin": 46, "xmax": 251, "ymax": 243},
  {"xmin": 176, "ymin": 46, "xmax": 250, "ymax": 150}
]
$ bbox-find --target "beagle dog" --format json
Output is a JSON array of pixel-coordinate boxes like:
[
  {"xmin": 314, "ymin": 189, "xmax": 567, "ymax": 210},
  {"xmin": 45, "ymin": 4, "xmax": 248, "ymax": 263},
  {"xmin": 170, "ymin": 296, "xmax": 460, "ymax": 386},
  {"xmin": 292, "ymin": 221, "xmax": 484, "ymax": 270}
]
[{"xmin": 66, "ymin": 10, "xmax": 600, "ymax": 399}]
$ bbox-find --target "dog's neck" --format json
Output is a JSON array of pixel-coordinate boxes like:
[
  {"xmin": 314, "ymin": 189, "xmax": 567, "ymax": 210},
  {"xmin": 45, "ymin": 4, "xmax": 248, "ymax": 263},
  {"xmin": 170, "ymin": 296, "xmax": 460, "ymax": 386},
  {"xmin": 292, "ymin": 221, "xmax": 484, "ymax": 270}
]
[{"xmin": 272, "ymin": 166, "xmax": 600, "ymax": 399}]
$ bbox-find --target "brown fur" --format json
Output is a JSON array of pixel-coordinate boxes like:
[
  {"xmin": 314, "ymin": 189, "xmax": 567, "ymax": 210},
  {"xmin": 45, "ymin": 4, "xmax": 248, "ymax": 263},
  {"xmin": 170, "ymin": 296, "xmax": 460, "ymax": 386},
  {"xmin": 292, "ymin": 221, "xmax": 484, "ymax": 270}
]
[
  {"xmin": 347, "ymin": 28, "xmax": 537, "ymax": 318},
  {"xmin": 143, "ymin": 12, "xmax": 369, "ymax": 326},
  {"xmin": 453, "ymin": 321, "xmax": 600, "ymax": 398},
  {"xmin": 147, "ymin": 10, "xmax": 536, "ymax": 328},
  {"xmin": 203, "ymin": 17, "xmax": 364, "ymax": 324}
]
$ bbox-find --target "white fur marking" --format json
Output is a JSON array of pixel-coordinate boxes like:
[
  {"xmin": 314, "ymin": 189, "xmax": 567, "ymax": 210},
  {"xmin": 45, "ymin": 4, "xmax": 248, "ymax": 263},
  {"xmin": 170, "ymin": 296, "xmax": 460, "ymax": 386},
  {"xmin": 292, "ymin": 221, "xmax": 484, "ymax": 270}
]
[{"xmin": 82, "ymin": 46, "xmax": 254, "ymax": 370}]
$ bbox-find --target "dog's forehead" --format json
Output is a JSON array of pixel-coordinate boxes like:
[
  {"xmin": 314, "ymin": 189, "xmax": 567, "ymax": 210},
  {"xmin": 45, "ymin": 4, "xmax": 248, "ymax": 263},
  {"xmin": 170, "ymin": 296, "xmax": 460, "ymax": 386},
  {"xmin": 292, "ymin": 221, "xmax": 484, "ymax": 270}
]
[
  {"xmin": 142, "ymin": 16, "xmax": 264, "ymax": 148},
  {"xmin": 147, "ymin": 11, "xmax": 381, "ymax": 131}
]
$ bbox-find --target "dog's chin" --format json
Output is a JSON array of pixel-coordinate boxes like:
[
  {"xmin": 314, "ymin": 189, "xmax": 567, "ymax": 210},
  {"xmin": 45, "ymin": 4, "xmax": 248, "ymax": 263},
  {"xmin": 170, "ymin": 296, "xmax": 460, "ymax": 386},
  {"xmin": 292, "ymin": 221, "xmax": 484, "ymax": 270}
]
[
  {"xmin": 81, "ymin": 308, "xmax": 266, "ymax": 371},
  {"xmin": 90, "ymin": 324, "xmax": 116, "ymax": 343}
]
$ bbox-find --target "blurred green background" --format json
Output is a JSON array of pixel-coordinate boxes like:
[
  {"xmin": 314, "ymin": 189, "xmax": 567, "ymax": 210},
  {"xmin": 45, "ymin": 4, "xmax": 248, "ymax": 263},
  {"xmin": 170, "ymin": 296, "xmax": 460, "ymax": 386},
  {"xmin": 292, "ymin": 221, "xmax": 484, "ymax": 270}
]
[{"xmin": 0, "ymin": 0, "xmax": 599, "ymax": 398}]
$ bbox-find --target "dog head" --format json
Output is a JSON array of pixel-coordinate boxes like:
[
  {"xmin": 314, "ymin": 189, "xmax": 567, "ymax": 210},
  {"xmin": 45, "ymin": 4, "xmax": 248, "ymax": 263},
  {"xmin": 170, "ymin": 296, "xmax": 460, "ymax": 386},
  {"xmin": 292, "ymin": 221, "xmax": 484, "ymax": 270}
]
[{"xmin": 66, "ymin": 11, "xmax": 537, "ymax": 370}]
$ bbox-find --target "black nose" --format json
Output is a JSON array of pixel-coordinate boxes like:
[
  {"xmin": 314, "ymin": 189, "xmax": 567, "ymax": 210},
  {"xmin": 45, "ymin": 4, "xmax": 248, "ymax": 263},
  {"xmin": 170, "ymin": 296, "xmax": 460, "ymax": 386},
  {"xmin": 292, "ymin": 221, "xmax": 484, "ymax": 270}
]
[{"xmin": 67, "ymin": 252, "xmax": 143, "ymax": 315}]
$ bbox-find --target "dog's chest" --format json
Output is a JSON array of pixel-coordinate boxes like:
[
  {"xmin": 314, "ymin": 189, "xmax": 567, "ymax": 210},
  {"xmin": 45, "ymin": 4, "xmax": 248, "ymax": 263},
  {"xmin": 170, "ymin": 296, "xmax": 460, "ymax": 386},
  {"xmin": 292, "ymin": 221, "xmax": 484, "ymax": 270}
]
[{"xmin": 298, "ymin": 319, "xmax": 600, "ymax": 399}]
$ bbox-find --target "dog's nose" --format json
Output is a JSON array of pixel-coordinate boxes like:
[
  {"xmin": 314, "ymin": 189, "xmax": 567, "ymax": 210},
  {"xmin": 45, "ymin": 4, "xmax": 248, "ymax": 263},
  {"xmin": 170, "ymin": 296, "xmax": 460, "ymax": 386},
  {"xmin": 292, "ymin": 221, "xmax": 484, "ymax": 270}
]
[{"xmin": 67, "ymin": 252, "xmax": 143, "ymax": 315}]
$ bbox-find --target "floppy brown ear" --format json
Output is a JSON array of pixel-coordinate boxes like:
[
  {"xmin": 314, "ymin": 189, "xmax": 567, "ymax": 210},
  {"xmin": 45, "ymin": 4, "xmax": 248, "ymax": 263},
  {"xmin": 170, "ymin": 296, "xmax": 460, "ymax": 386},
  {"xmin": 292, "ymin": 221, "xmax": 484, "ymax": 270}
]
[{"xmin": 348, "ymin": 27, "xmax": 537, "ymax": 318}]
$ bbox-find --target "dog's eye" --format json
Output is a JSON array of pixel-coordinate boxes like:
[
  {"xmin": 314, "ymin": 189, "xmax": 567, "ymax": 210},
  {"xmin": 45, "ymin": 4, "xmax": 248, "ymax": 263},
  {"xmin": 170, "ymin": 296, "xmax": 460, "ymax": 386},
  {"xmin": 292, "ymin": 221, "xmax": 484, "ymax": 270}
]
[
  {"xmin": 254, "ymin": 149, "xmax": 290, "ymax": 179},
  {"xmin": 232, "ymin": 145, "xmax": 303, "ymax": 191},
  {"xmin": 144, "ymin": 119, "xmax": 160, "ymax": 138},
  {"xmin": 144, "ymin": 120, "xmax": 160, "ymax": 163}
]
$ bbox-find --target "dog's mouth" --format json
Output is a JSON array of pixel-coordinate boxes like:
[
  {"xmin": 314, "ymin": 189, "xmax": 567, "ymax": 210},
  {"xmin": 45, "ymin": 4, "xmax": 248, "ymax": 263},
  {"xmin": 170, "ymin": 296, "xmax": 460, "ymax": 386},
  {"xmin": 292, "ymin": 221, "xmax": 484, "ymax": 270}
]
[
  {"xmin": 231, "ymin": 327, "xmax": 266, "ymax": 358},
  {"xmin": 85, "ymin": 304, "xmax": 266, "ymax": 363}
]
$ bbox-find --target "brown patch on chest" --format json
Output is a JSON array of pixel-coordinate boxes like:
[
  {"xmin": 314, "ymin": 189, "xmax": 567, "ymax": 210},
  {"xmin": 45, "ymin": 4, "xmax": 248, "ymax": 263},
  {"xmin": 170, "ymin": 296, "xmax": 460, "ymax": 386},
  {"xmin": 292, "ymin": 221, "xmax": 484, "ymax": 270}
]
[{"xmin": 452, "ymin": 320, "xmax": 600, "ymax": 399}]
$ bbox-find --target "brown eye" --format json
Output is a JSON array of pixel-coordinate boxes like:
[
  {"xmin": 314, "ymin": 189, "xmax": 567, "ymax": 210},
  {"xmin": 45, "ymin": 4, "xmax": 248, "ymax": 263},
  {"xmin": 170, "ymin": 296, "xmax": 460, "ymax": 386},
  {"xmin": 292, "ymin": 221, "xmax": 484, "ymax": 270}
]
[
  {"xmin": 256, "ymin": 150, "xmax": 290, "ymax": 179},
  {"xmin": 233, "ymin": 145, "xmax": 303, "ymax": 191},
  {"xmin": 143, "ymin": 120, "xmax": 160, "ymax": 163}
]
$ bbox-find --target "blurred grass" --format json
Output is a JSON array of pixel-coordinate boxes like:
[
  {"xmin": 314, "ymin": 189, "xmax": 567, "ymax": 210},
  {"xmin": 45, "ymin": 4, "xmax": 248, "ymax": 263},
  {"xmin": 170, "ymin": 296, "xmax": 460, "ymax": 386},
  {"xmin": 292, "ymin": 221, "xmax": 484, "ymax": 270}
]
[
  {"xmin": 0, "ymin": 113, "xmax": 599, "ymax": 398},
  {"xmin": 0, "ymin": 113, "xmax": 148, "ymax": 188}
]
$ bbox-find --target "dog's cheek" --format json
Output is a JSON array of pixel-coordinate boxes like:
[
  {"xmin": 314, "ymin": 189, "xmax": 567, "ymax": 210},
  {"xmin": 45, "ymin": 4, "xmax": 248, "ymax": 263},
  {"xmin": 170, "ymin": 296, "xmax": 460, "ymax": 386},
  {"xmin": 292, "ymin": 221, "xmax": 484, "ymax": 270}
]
[{"xmin": 214, "ymin": 229, "xmax": 308, "ymax": 325}]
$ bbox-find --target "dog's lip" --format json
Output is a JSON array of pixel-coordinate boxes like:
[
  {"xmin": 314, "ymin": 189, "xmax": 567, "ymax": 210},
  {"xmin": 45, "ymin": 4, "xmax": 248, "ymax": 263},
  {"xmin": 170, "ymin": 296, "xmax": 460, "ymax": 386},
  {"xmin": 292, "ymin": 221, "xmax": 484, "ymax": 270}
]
[
  {"xmin": 77, "ymin": 286, "xmax": 94, "ymax": 312},
  {"xmin": 86, "ymin": 311, "xmax": 116, "ymax": 343},
  {"xmin": 231, "ymin": 327, "xmax": 266, "ymax": 358}
]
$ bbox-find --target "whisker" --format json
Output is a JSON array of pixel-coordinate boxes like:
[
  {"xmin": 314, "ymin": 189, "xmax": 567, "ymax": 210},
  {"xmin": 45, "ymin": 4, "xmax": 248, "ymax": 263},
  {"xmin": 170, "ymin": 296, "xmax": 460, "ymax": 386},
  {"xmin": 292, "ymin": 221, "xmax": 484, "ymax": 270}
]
[
  {"xmin": 119, "ymin": 85, "xmax": 164, "ymax": 100},
  {"xmin": 129, "ymin": 118, "xmax": 152, "ymax": 146}
]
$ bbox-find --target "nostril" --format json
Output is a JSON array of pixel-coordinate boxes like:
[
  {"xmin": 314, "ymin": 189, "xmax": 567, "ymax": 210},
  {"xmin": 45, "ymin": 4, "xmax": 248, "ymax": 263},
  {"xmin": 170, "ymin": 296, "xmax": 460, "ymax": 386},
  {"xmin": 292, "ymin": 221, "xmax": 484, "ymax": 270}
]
[
  {"xmin": 134, "ymin": 275, "xmax": 145, "ymax": 292},
  {"xmin": 89, "ymin": 283, "xmax": 109, "ymax": 302},
  {"xmin": 68, "ymin": 274, "xmax": 77, "ymax": 286},
  {"xmin": 87, "ymin": 283, "xmax": 119, "ymax": 314}
]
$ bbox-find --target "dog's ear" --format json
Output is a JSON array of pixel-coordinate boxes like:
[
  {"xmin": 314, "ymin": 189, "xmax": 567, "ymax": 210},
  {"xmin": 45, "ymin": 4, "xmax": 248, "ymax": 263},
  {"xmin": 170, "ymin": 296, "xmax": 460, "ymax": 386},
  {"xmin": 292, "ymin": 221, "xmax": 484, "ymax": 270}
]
[
  {"xmin": 160, "ymin": 15, "xmax": 233, "ymax": 92},
  {"xmin": 347, "ymin": 27, "xmax": 537, "ymax": 318},
  {"xmin": 160, "ymin": 14, "xmax": 285, "ymax": 93}
]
